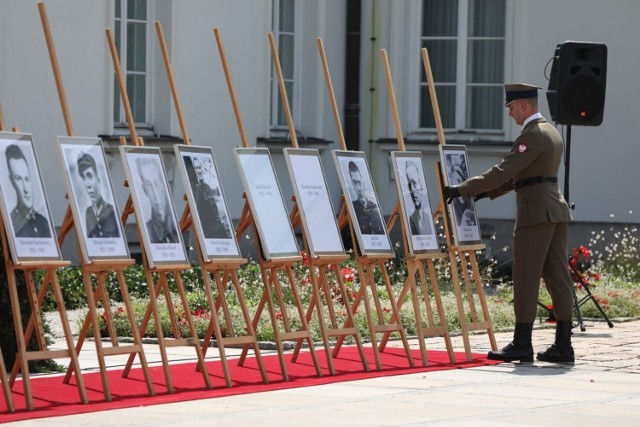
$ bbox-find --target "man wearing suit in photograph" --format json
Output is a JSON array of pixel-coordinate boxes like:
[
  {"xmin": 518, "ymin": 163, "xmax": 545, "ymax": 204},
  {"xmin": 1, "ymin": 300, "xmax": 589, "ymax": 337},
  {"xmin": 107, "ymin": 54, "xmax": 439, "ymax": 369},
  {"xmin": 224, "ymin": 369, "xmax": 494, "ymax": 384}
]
[
  {"xmin": 136, "ymin": 157, "xmax": 179, "ymax": 244},
  {"xmin": 348, "ymin": 160, "xmax": 384, "ymax": 235},
  {"xmin": 189, "ymin": 156, "xmax": 231, "ymax": 239},
  {"xmin": 5, "ymin": 144, "xmax": 51, "ymax": 238},
  {"xmin": 405, "ymin": 160, "xmax": 433, "ymax": 236},
  {"xmin": 77, "ymin": 152, "xmax": 120, "ymax": 238}
]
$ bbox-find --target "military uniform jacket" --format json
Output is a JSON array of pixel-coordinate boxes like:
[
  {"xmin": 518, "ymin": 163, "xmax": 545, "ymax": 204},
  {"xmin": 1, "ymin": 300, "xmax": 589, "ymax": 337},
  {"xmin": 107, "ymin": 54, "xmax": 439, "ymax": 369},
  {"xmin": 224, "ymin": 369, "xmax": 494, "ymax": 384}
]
[{"xmin": 458, "ymin": 117, "xmax": 572, "ymax": 229}]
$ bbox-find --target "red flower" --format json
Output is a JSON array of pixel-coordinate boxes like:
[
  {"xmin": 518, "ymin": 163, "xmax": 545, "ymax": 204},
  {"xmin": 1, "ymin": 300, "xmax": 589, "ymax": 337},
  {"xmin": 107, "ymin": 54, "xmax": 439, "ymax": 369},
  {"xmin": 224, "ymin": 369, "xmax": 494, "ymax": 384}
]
[
  {"xmin": 300, "ymin": 251, "xmax": 309, "ymax": 267},
  {"xmin": 341, "ymin": 267, "xmax": 356, "ymax": 283}
]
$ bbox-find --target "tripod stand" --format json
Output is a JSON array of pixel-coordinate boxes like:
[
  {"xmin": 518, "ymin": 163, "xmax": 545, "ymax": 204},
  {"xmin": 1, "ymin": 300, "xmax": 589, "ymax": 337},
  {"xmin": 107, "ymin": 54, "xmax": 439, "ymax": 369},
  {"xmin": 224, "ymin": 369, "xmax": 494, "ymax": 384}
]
[{"xmin": 569, "ymin": 262, "xmax": 614, "ymax": 331}]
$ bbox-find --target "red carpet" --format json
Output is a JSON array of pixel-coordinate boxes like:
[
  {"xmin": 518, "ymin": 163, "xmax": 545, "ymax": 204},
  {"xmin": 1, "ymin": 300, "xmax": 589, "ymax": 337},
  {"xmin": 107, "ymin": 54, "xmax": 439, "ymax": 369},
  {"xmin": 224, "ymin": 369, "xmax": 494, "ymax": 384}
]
[{"xmin": 1, "ymin": 346, "xmax": 500, "ymax": 423}]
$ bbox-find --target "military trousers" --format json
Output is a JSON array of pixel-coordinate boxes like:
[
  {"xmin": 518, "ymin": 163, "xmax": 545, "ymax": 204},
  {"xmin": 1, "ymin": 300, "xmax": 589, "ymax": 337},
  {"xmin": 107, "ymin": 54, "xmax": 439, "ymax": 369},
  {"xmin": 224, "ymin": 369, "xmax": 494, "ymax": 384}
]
[{"xmin": 512, "ymin": 221, "xmax": 574, "ymax": 322}]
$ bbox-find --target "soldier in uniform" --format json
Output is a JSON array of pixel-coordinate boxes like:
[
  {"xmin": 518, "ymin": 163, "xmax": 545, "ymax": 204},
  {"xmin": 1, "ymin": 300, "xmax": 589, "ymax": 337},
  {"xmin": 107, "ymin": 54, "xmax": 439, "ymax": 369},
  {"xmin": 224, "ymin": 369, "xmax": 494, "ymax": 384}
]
[
  {"xmin": 77, "ymin": 152, "xmax": 120, "ymax": 238},
  {"xmin": 348, "ymin": 160, "xmax": 384, "ymax": 235},
  {"xmin": 5, "ymin": 144, "xmax": 51, "ymax": 238},
  {"xmin": 443, "ymin": 83, "xmax": 575, "ymax": 363}
]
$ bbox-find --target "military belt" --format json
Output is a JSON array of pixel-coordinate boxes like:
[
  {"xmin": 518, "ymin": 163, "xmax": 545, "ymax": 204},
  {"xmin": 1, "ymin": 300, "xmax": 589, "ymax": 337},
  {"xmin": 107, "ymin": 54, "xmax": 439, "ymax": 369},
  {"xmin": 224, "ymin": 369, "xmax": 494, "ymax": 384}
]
[{"xmin": 513, "ymin": 176, "xmax": 558, "ymax": 190}]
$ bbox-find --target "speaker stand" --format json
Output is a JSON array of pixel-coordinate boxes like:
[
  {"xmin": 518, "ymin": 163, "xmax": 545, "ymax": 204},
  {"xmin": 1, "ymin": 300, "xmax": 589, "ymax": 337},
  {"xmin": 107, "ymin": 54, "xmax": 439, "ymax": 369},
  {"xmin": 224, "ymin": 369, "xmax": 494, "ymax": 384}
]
[{"xmin": 563, "ymin": 125, "xmax": 575, "ymax": 210}]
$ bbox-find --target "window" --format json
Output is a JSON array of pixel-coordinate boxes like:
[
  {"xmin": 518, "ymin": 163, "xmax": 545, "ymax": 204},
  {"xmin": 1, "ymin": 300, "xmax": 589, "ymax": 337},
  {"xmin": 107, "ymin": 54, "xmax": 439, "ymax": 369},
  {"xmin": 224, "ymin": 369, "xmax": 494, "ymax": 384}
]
[
  {"xmin": 420, "ymin": 0, "xmax": 506, "ymax": 131},
  {"xmin": 270, "ymin": 0, "xmax": 296, "ymax": 129},
  {"xmin": 113, "ymin": 0, "xmax": 150, "ymax": 127}
]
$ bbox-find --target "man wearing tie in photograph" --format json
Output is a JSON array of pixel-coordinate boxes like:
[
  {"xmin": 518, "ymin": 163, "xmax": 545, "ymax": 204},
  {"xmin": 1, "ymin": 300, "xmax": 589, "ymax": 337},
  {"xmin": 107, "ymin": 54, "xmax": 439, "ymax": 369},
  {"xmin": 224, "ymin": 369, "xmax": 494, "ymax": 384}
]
[
  {"xmin": 190, "ymin": 156, "xmax": 230, "ymax": 239},
  {"xmin": 77, "ymin": 152, "xmax": 119, "ymax": 238},
  {"xmin": 136, "ymin": 157, "xmax": 179, "ymax": 244},
  {"xmin": 6, "ymin": 144, "xmax": 51, "ymax": 238},
  {"xmin": 348, "ymin": 160, "xmax": 384, "ymax": 235},
  {"xmin": 405, "ymin": 160, "xmax": 433, "ymax": 236}
]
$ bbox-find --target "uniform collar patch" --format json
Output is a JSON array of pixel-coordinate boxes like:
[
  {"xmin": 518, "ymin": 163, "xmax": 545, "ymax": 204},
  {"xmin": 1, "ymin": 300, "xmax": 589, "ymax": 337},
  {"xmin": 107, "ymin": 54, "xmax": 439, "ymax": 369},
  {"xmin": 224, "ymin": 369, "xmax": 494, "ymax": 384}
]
[{"xmin": 517, "ymin": 143, "xmax": 527, "ymax": 153}]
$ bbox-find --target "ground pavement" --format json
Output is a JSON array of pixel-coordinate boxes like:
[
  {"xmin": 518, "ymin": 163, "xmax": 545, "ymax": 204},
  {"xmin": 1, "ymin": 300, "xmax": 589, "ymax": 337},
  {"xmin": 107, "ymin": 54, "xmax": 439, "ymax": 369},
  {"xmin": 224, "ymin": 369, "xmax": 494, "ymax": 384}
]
[{"xmin": 4, "ymin": 314, "xmax": 640, "ymax": 426}]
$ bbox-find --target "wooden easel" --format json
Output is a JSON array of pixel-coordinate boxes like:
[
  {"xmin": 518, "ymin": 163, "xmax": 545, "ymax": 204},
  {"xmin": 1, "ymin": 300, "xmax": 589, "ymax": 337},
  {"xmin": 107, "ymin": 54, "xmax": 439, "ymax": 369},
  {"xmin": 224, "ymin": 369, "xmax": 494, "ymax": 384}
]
[
  {"xmin": 155, "ymin": 23, "xmax": 268, "ymax": 388},
  {"xmin": 229, "ymin": 33, "xmax": 323, "ymax": 382},
  {"xmin": 0, "ymin": 103, "xmax": 16, "ymax": 413},
  {"xmin": 421, "ymin": 47, "xmax": 497, "ymax": 360},
  {"xmin": 106, "ymin": 28, "xmax": 211, "ymax": 392},
  {"xmin": 377, "ymin": 48, "xmax": 455, "ymax": 365},
  {"xmin": 333, "ymin": 200, "xmax": 415, "ymax": 371},
  {"xmin": 235, "ymin": 195, "xmax": 322, "ymax": 381},
  {"xmin": 316, "ymin": 39, "xmax": 413, "ymax": 371},
  {"xmin": 0, "ymin": 126, "xmax": 87, "ymax": 409},
  {"xmin": 269, "ymin": 34, "xmax": 368, "ymax": 375},
  {"xmin": 35, "ymin": 2, "xmax": 154, "ymax": 401}
]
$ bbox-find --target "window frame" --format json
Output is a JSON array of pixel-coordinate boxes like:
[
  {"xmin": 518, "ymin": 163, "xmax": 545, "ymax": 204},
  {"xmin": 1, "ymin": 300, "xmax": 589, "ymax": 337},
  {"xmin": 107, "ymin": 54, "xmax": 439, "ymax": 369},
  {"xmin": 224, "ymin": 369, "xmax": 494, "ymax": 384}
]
[
  {"xmin": 270, "ymin": 0, "xmax": 302, "ymax": 134},
  {"xmin": 410, "ymin": 0, "xmax": 510, "ymax": 137},
  {"xmin": 113, "ymin": 0, "xmax": 154, "ymax": 130}
]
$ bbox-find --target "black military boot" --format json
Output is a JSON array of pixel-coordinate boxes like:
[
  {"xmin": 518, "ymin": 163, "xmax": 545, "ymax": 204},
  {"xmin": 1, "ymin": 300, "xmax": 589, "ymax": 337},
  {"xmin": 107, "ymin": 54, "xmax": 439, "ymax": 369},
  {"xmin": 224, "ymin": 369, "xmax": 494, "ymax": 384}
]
[
  {"xmin": 487, "ymin": 322, "xmax": 533, "ymax": 362},
  {"xmin": 537, "ymin": 320, "xmax": 575, "ymax": 363}
]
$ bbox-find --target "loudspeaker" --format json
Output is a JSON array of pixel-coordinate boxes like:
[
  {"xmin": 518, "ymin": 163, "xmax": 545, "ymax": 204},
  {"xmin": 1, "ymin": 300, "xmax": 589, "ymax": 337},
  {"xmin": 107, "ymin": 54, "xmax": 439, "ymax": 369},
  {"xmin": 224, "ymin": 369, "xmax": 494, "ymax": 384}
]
[{"xmin": 546, "ymin": 41, "xmax": 607, "ymax": 126}]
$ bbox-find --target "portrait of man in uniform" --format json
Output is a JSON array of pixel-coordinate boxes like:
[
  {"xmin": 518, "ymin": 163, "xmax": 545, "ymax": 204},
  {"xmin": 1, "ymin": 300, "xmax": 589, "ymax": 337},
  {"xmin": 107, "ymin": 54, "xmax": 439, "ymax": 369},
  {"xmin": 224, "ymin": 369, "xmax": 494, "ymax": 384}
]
[
  {"xmin": 76, "ymin": 152, "xmax": 119, "ymax": 238},
  {"xmin": 405, "ymin": 159, "xmax": 433, "ymax": 236},
  {"xmin": 348, "ymin": 160, "xmax": 385, "ymax": 236},
  {"xmin": 445, "ymin": 152, "xmax": 476, "ymax": 227},
  {"xmin": 186, "ymin": 155, "xmax": 231, "ymax": 240},
  {"xmin": 5, "ymin": 144, "xmax": 51, "ymax": 238},
  {"xmin": 136, "ymin": 157, "xmax": 179, "ymax": 244}
]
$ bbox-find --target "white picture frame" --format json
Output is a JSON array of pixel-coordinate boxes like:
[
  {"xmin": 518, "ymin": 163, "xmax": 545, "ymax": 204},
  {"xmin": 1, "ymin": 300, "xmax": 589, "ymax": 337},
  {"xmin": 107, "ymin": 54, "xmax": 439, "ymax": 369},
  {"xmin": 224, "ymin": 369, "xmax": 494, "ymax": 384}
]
[
  {"xmin": 283, "ymin": 148, "xmax": 344, "ymax": 258},
  {"xmin": 120, "ymin": 145, "xmax": 188, "ymax": 268},
  {"xmin": 0, "ymin": 132, "xmax": 61, "ymax": 263},
  {"xmin": 390, "ymin": 151, "xmax": 439, "ymax": 255},
  {"xmin": 234, "ymin": 147, "xmax": 300, "ymax": 260},
  {"xmin": 174, "ymin": 144, "xmax": 241, "ymax": 261},
  {"xmin": 439, "ymin": 144, "xmax": 482, "ymax": 247},
  {"xmin": 332, "ymin": 150, "xmax": 393, "ymax": 257}
]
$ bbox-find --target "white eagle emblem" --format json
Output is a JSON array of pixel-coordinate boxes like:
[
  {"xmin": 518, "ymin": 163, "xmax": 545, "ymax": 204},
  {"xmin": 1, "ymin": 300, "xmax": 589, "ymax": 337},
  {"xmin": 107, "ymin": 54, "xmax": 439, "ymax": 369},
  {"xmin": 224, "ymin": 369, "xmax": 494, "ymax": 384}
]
[{"xmin": 517, "ymin": 143, "xmax": 527, "ymax": 153}]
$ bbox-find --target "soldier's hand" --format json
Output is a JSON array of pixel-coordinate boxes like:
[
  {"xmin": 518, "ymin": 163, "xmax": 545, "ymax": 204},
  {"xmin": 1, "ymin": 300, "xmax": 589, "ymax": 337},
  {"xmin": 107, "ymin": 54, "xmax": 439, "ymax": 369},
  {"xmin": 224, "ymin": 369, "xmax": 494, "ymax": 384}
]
[
  {"xmin": 442, "ymin": 185, "xmax": 461, "ymax": 204},
  {"xmin": 474, "ymin": 192, "xmax": 488, "ymax": 202}
]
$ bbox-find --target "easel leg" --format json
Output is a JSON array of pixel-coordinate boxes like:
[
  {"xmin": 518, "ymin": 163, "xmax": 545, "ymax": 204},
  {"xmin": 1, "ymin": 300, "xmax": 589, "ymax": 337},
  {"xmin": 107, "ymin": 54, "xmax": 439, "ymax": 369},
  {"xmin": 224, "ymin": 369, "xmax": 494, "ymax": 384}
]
[
  {"xmin": 200, "ymin": 269, "xmax": 232, "ymax": 387},
  {"xmin": 6, "ymin": 269, "xmax": 33, "ymax": 409},
  {"xmin": 378, "ymin": 264, "xmax": 414, "ymax": 367},
  {"xmin": 116, "ymin": 270, "xmax": 155, "ymax": 396},
  {"xmin": 174, "ymin": 273, "xmax": 212, "ymax": 389},
  {"xmin": 0, "ymin": 347, "xmax": 14, "ymax": 412},
  {"xmin": 51, "ymin": 273, "xmax": 88, "ymax": 404},
  {"xmin": 229, "ymin": 270, "xmax": 269, "ymax": 383}
]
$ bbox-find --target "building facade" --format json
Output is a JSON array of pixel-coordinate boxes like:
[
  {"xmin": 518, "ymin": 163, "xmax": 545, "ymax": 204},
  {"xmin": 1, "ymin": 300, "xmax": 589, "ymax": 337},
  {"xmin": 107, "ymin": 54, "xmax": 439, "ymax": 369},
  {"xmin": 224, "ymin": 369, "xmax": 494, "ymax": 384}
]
[{"xmin": 1, "ymin": 0, "xmax": 638, "ymax": 263}]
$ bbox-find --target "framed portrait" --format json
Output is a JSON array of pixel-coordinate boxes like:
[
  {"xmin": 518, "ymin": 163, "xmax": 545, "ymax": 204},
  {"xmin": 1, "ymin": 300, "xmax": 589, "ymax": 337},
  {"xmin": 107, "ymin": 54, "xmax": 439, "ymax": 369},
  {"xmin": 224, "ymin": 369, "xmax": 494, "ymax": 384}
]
[
  {"xmin": 439, "ymin": 144, "xmax": 482, "ymax": 247},
  {"xmin": 332, "ymin": 150, "xmax": 393, "ymax": 257},
  {"xmin": 174, "ymin": 144, "xmax": 241, "ymax": 261},
  {"xmin": 0, "ymin": 132, "xmax": 61, "ymax": 263},
  {"xmin": 234, "ymin": 148, "xmax": 300, "ymax": 260},
  {"xmin": 58, "ymin": 137, "xmax": 129, "ymax": 262},
  {"xmin": 283, "ymin": 148, "xmax": 344, "ymax": 258},
  {"xmin": 390, "ymin": 151, "xmax": 439, "ymax": 255},
  {"xmin": 120, "ymin": 145, "xmax": 188, "ymax": 268}
]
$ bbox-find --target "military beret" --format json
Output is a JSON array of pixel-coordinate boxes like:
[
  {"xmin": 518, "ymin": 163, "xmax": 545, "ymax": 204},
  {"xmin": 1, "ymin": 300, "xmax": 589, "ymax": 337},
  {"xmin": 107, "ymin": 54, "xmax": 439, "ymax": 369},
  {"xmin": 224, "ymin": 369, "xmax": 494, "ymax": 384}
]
[
  {"xmin": 504, "ymin": 83, "xmax": 542, "ymax": 107},
  {"xmin": 77, "ymin": 152, "xmax": 97, "ymax": 174}
]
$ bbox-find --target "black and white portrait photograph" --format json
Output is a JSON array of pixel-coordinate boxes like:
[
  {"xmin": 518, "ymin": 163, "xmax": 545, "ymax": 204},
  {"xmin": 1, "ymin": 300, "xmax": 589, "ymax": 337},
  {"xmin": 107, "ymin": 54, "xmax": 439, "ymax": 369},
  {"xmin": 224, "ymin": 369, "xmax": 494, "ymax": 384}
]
[
  {"xmin": 235, "ymin": 148, "xmax": 300, "ymax": 260},
  {"xmin": 391, "ymin": 151, "xmax": 439, "ymax": 255},
  {"xmin": 333, "ymin": 150, "xmax": 392, "ymax": 256},
  {"xmin": 439, "ymin": 145, "xmax": 481, "ymax": 246},
  {"xmin": 58, "ymin": 137, "xmax": 129, "ymax": 261},
  {"xmin": 174, "ymin": 145, "xmax": 240, "ymax": 260},
  {"xmin": 284, "ymin": 148, "xmax": 344, "ymax": 257},
  {"xmin": 0, "ymin": 132, "xmax": 61, "ymax": 262},
  {"xmin": 120, "ymin": 146, "xmax": 187, "ymax": 267}
]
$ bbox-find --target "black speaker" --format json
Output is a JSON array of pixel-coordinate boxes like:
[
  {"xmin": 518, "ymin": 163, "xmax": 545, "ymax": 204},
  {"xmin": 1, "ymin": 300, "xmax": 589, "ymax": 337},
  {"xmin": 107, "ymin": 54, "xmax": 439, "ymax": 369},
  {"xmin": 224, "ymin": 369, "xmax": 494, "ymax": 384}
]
[{"xmin": 546, "ymin": 41, "xmax": 607, "ymax": 126}]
